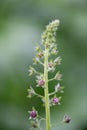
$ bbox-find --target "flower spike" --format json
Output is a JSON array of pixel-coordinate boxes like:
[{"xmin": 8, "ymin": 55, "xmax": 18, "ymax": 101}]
[{"xmin": 27, "ymin": 20, "xmax": 71, "ymax": 130}]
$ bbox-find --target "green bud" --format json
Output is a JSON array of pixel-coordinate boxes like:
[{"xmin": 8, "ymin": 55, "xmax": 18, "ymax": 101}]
[
  {"xmin": 54, "ymin": 56, "xmax": 62, "ymax": 65},
  {"xmin": 55, "ymin": 71, "xmax": 62, "ymax": 80}
]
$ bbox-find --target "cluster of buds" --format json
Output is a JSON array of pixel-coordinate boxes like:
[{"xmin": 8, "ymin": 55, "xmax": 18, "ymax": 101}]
[
  {"xmin": 28, "ymin": 20, "xmax": 71, "ymax": 129},
  {"xmin": 42, "ymin": 20, "xmax": 60, "ymax": 48},
  {"xmin": 33, "ymin": 57, "xmax": 41, "ymax": 64},
  {"xmin": 36, "ymin": 46, "xmax": 44, "ymax": 59},
  {"xmin": 28, "ymin": 108, "xmax": 40, "ymax": 129}
]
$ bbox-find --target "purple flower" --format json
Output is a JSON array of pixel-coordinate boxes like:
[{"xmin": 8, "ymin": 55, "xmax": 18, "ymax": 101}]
[
  {"xmin": 29, "ymin": 110, "xmax": 37, "ymax": 119},
  {"xmin": 52, "ymin": 97, "xmax": 59, "ymax": 105},
  {"xmin": 38, "ymin": 79, "xmax": 45, "ymax": 86},
  {"xmin": 63, "ymin": 115, "xmax": 71, "ymax": 123}
]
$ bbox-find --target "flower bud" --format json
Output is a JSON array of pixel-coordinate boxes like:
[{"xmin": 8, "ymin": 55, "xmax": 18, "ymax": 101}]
[
  {"xmin": 48, "ymin": 62, "xmax": 54, "ymax": 68},
  {"xmin": 38, "ymin": 79, "xmax": 45, "ymax": 86},
  {"xmin": 35, "ymin": 46, "xmax": 42, "ymax": 52},
  {"xmin": 37, "ymin": 52, "xmax": 44, "ymax": 58},
  {"xmin": 48, "ymin": 61, "xmax": 55, "ymax": 72},
  {"xmin": 63, "ymin": 115, "xmax": 71, "ymax": 123},
  {"xmin": 29, "ymin": 108, "xmax": 38, "ymax": 119},
  {"xmin": 28, "ymin": 66, "xmax": 36, "ymax": 76},
  {"xmin": 33, "ymin": 57, "xmax": 40, "ymax": 64},
  {"xmin": 54, "ymin": 56, "xmax": 62, "ymax": 65},
  {"xmin": 52, "ymin": 97, "xmax": 59, "ymax": 105},
  {"xmin": 27, "ymin": 86, "xmax": 35, "ymax": 98},
  {"xmin": 51, "ymin": 48, "xmax": 58, "ymax": 55},
  {"xmin": 55, "ymin": 71, "xmax": 62, "ymax": 80},
  {"xmin": 55, "ymin": 83, "xmax": 61, "ymax": 92},
  {"xmin": 31, "ymin": 120, "xmax": 39, "ymax": 128}
]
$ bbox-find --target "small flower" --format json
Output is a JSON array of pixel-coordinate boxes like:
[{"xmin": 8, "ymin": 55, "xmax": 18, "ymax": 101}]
[
  {"xmin": 55, "ymin": 71, "xmax": 62, "ymax": 80},
  {"xmin": 48, "ymin": 61, "xmax": 55, "ymax": 72},
  {"xmin": 52, "ymin": 97, "xmax": 59, "ymax": 105},
  {"xmin": 63, "ymin": 115, "xmax": 71, "ymax": 123},
  {"xmin": 35, "ymin": 46, "xmax": 44, "ymax": 58},
  {"xmin": 48, "ymin": 62, "xmax": 53, "ymax": 68},
  {"xmin": 27, "ymin": 86, "xmax": 35, "ymax": 98},
  {"xmin": 35, "ymin": 46, "xmax": 42, "ymax": 52},
  {"xmin": 50, "ymin": 43, "xmax": 55, "ymax": 49},
  {"xmin": 31, "ymin": 120, "xmax": 39, "ymax": 128},
  {"xmin": 51, "ymin": 47, "xmax": 58, "ymax": 55},
  {"xmin": 36, "ymin": 75, "xmax": 45, "ymax": 87},
  {"xmin": 29, "ymin": 108, "xmax": 38, "ymax": 120},
  {"xmin": 38, "ymin": 79, "xmax": 45, "ymax": 86},
  {"xmin": 54, "ymin": 56, "xmax": 62, "ymax": 65},
  {"xmin": 55, "ymin": 83, "xmax": 64, "ymax": 93},
  {"xmin": 55, "ymin": 83, "xmax": 61, "ymax": 92},
  {"xmin": 37, "ymin": 52, "xmax": 44, "ymax": 58},
  {"xmin": 33, "ymin": 57, "xmax": 40, "ymax": 64},
  {"xmin": 28, "ymin": 66, "xmax": 36, "ymax": 76},
  {"xmin": 51, "ymin": 96, "xmax": 61, "ymax": 106}
]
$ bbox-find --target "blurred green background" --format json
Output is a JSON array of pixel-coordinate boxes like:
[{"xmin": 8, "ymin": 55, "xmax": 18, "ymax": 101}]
[{"xmin": 0, "ymin": 0, "xmax": 87, "ymax": 130}]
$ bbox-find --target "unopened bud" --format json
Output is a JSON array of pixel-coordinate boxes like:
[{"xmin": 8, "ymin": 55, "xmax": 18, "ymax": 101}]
[
  {"xmin": 38, "ymin": 79, "xmax": 45, "ymax": 86},
  {"xmin": 55, "ymin": 83, "xmax": 61, "ymax": 92},
  {"xmin": 37, "ymin": 52, "xmax": 44, "ymax": 58},
  {"xmin": 52, "ymin": 97, "xmax": 59, "ymax": 105},
  {"xmin": 31, "ymin": 120, "xmax": 39, "ymax": 128},
  {"xmin": 63, "ymin": 115, "xmax": 71, "ymax": 123},
  {"xmin": 54, "ymin": 56, "xmax": 62, "ymax": 65},
  {"xmin": 55, "ymin": 71, "xmax": 62, "ymax": 80},
  {"xmin": 29, "ymin": 108, "xmax": 38, "ymax": 120}
]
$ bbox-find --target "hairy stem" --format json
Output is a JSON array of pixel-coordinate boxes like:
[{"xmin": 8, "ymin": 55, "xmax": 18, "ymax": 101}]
[{"xmin": 44, "ymin": 47, "xmax": 51, "ymax": 130}]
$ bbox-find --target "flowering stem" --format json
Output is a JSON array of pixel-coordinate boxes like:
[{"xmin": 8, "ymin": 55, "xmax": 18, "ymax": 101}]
[
  {"xmin": 28, "ymin": 20, "xmax": 71, "ymax": 130},
  {"xmin": 44, "ymin": 47, "xmax": 51, "ymax": 130}
]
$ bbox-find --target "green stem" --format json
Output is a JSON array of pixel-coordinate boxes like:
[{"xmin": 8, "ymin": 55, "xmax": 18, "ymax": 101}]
[
  {"xmin": 44, "ymin": 47, "xmax": 51, "ymax": 130},
  {"xmin": 48, "ymin": 78, "xmax": 55, "ymax": 82},
  {"xmin": 35, "ymin": 92, "xmax": 44, "ymax": 98},
  {"xmin": 49, "ymin": 91, "xmax": 57, "ymax": 96}
]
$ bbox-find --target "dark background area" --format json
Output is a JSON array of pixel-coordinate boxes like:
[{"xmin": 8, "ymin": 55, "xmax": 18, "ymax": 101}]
[{"xmin": 0, "ymin": 0, "xmax": 87, "ymax": 130}]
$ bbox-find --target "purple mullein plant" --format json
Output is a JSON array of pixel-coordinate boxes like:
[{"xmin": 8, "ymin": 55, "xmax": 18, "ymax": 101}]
[{"xmin": 28, "ymin": 20, "xmax": 71, "ymax": 130}]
